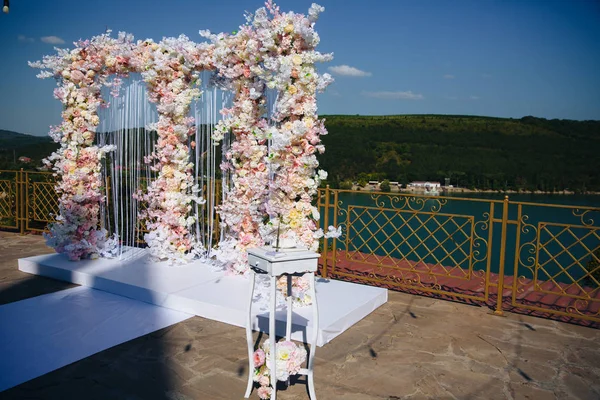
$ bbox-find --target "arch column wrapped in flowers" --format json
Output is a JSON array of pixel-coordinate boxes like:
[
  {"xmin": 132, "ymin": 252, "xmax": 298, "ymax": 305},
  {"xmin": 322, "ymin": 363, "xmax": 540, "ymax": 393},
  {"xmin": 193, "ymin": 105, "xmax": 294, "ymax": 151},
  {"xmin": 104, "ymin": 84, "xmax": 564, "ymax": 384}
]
[
  {"xmin": 30, "ymin": 32, "xmax": 137, "ymax": 260},
  {"xmin": 30, "ymin": 32, "xmax": 215, "ymax": 262},
  {"xmin": 208, "ymin": 2, "xmax": 333, "ymax": 274},
  {"xmin": 135, "ymin": 36, "xmax": 215, "ymax": 262}
]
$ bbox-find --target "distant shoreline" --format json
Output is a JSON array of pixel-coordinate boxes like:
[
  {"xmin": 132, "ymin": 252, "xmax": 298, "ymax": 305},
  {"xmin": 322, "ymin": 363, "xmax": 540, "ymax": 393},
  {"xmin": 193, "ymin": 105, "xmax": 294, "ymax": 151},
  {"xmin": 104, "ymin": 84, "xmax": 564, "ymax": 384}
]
[{"xmin": 351, "ymin": 185, "xmax": 600, "ymax": 196}]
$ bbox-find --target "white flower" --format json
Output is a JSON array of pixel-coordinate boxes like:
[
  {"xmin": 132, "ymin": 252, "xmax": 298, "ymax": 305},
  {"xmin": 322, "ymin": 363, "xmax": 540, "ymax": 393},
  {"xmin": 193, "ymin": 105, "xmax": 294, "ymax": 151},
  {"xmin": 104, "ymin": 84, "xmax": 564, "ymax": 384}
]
[
  {"xmin": 311, "ymin": 206, "xmax": 320, "ymax": 220},
  {"xmin": 324, "ymin": 225, "xmax": 342, "ymax": 239},
  {"xmin": 308, "ymin": 4, "xmax": 325, "ymax": 22}
]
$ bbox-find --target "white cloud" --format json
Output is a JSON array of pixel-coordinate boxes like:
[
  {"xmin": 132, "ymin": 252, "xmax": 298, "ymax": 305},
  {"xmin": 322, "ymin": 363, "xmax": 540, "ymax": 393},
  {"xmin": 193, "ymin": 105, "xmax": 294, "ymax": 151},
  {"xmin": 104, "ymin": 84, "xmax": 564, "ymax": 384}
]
[
  {"xmin": 470, "ymin": 95, "xmax": 480, "ymax": 100},
  {"xmin": 18, "ymin": 35, "xmax": 35, "ymax": 43},
  {"xmin": 328, "ymin": 65, "xmax": 372, "ymax": 77},
  {"xmin": 443, "ymin": 74, "xmax": 455, "ymax": 79},
  {"xmin": 363, "ymin": 91, "xmax": 424, "ymax": 100},
  {"xmin": 444, "ymin": 95, "xmax": 459, "ymax": 101},
  {"xmin": 41, "ymin": 36, "xmax": 65, "ymax": 45}
]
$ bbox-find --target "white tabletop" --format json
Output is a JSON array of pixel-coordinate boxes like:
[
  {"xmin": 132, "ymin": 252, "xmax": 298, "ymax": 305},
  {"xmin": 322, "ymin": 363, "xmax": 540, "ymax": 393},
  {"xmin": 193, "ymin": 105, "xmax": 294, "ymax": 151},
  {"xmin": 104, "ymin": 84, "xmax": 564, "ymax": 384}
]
[{"xmin": 247, "ymin": 246, "xmax": 320, "ymax": 263}]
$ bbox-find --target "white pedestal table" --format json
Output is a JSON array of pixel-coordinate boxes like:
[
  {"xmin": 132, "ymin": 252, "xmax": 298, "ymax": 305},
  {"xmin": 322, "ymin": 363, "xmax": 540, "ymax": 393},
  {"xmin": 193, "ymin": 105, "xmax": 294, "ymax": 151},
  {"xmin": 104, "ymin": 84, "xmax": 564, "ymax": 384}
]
[{"xmin": 245, "ymin": 247, "xmax": 320, "ymax": 400}]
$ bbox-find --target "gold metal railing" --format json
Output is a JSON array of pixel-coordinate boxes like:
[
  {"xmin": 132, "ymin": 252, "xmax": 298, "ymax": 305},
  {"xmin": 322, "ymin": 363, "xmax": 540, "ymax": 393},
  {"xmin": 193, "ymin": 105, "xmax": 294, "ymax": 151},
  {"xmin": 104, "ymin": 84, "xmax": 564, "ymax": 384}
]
[
  {"xmin": 0, "ymin": 170, "xmax": 221, "ymax": 247},
  {"xmin": 509, "ymin": 202, "xmax": 600, "ymax": 323},
  {"xmin": 2, "ymin": 170, "xmax": 599, "ymax": 326},
  {"xmin": 318, "ymin": 186, "xmax": 600, "ymax": 326},
  {"xmin": 0, "ymin": 170, "xmax": 65, "ymax": 234},
  {"xmin": 0, "ymin": 170, "xmax": 19, "ymax": 230},
  {"xmin": 24, "ymin": 170, "xmax": 59, "ymax": 233}
]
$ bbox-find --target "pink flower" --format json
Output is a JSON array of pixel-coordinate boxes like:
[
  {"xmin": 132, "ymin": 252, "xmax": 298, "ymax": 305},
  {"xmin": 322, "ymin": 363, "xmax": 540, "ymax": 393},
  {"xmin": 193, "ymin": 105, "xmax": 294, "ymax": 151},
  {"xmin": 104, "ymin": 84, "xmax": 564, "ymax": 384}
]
[
  {"xmin": 70, "ymin": 70, "xmax": 85, "ymax": 83},
  {"xmin": 258, "ymin": 375, "xmax": 270, "ymax": 386},
  {"xmin": 253, "ymin": 349, "xmax": 266, "ymax": 367},
  {"xmin": 257, "ymin": 386, "xmax": 271, "ymax": 399}
]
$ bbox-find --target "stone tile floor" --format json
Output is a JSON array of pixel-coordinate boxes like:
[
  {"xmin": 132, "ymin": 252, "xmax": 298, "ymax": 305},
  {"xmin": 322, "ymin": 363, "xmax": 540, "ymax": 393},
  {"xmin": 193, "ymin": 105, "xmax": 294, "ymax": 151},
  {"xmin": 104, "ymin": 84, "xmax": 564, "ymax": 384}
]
[{"xmin": 1, "ymin": 231, "xmax": 599, "ymax": 400}]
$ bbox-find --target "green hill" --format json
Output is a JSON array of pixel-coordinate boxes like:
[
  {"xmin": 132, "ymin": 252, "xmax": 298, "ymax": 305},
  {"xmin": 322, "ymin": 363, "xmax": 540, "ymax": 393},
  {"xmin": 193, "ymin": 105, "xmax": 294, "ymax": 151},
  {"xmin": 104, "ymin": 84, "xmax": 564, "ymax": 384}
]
[
  {"xmin": 2, "ymin": 114, "xmax": 599, "ymax": 192},
  {"xmin": 318, "ymin": 115, "xmax": 600, "ymax": 192},
  {"xmin": 0, "ymin": 130, "xmax": 59, "ymax": 170}
]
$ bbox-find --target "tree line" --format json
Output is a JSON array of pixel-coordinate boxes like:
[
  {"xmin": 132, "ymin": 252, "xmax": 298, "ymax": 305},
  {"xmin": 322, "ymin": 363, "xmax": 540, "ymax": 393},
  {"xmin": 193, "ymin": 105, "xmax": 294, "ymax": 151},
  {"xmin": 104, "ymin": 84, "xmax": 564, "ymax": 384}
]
[
  {"xmin": 317, "ymin": 115, "xmax": 600, "ymax": 193},
  {"xmin": 2, "ymin": 114, "xmax": 600, "ymax": 193}
]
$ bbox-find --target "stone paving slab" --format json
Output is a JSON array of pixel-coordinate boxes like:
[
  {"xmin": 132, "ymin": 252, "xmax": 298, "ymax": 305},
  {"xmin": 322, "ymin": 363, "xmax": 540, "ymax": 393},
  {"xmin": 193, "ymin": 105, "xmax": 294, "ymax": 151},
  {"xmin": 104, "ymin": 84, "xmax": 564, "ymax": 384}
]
[{"xmin": 1, "ymin": 232, "xmax": 599, "ymax": 399}]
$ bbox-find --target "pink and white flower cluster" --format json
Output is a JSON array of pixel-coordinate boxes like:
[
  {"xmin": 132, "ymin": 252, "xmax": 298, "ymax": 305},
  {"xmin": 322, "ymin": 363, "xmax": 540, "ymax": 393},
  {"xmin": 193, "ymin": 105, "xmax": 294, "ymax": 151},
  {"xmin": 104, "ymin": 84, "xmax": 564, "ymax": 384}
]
[
  {"xmin": 30, "ymin": 32, "xmax": 211, "ymax": 262},
  {"xmin": 203, "ymin": 24, "xmax": 271, "ymax": 273},
  {"xmin": 258, "ymin": 3, "xmax": 333, "ymax": 254},
  {"xmin": 30, "ymin": 32, "xmax": 136, "ymax": 260},
  {"xmin": 252, "ymin": 338, "xmax": 307, "ymax": 399},
  {"xmin": 276, "ymin": 273, "xmax": 313, "ymax": 306},
  {"xmin": 207, "ymin": 2, "xmax": 333, "ymax": 273},
  {"xmin": 136, "ymin": 36, "xmax": 212, "ymax": 263},
  {"xmin": 31, "ymin": 2, "xmax": 332, "ymax": 267}
]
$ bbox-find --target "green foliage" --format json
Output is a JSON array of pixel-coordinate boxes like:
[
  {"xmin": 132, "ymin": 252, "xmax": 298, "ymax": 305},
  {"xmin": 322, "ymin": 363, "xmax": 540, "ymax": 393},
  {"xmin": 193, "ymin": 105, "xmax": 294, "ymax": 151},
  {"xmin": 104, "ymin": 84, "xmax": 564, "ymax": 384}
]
[
  {"xmin": 4, "ymin": 114, "xmax": 600, "ymax": 193},
  {"xmin": 380, "ymin": 179, "xmax": 391, "ymax": 192},
  {"xmin": 339, "ymin": 180, "xmax": 353, "ymax": 190},
  {"xmin": 0, "ymin": 130, "xmax": 59, "ymax": 170},
  {"xmin": 318, "ymin": 115, "xmax": 600, "ymax": 192}
]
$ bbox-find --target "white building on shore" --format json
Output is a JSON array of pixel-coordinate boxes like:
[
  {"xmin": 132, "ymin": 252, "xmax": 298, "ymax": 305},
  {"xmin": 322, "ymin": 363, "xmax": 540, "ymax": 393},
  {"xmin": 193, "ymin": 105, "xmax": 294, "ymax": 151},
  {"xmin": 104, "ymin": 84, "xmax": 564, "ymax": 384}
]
[{"xmin": 407, "ymin": 181, "xmax": 441, "ymax": 190}]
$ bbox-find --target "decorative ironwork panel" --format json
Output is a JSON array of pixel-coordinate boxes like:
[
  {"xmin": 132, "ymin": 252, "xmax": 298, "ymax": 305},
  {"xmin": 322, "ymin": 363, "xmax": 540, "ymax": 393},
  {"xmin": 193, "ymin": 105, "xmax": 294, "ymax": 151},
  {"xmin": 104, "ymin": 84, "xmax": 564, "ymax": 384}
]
[
  {"xmin": 25, "ymin": 172, "xmax": 58, "ymax": 232},
  {"xmin": 512, "ymin": 204, "xmax": 600, "ymax": 323},
  {"xmin": 321, "ymin": 189, "xmax": 494, "ymax": 303},
  {"xmin": 0, "ymin": 170, "xmax": 18, "ymax": 229},
  {"xmin": 346, "ymin": 206, "xmax": 475, "ymax": 279},
  {"xmin": 32, "ymin": 182, "xmax": 59, "ymax": 222}
]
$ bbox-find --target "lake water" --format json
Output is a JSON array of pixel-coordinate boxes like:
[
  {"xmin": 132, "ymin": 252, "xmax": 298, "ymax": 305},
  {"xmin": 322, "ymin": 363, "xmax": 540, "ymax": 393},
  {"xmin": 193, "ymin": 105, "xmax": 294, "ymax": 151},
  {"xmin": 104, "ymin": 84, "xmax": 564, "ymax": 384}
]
[{"xmin": 321, "ymin": 191, "xmax": 600, "ymax": 284}]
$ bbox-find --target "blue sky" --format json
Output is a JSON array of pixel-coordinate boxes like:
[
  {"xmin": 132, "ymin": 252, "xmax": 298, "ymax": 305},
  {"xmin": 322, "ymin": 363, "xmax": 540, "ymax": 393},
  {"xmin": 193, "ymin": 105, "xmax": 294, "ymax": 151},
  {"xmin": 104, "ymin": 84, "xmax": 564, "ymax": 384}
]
[{"xmin": 1, "ymin": 0, "xmax": 599, "ymax": 136}]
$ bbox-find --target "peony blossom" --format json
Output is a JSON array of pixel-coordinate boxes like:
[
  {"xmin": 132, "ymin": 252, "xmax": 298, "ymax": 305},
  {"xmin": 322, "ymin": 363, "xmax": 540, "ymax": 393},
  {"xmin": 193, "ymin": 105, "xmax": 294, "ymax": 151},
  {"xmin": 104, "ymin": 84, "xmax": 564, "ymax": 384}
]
[{"xmin": 253, "ymin": 348, "xmax": 266, "ymax": 367}]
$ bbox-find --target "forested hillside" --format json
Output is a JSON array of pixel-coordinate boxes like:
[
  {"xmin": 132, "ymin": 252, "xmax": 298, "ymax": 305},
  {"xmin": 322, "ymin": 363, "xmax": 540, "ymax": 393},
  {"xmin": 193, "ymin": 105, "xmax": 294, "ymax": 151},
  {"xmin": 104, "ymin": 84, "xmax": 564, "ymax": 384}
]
[
  {"xmin": 318, "ymin": 115, "xmax": 600, "ymax": 192},
  {"xmin": 2, "ymin": 114, "xmax": 599, "ymax": 192},
  {"xmin": 0, "ymin": 130, "xmax": 59, "ymax": 170}
]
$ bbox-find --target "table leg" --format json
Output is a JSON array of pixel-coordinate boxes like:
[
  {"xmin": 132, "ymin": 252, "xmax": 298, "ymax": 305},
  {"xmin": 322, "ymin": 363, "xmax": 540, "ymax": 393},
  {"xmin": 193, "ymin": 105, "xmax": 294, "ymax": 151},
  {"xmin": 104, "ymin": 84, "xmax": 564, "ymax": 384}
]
[
  {"xmin": 270, "ymin": 274, "xmax": 277, "ymax": 400},
  {"xmin": 308, "ymin": 273, "xmax": 318, "ymax": 399},
  {"xmin": 286, "ymin": 275, "xmax": 292, "ymax": 341},
  {"xmin": 244, "ymin": 271, "xmax": 256, "ymax": 398}
]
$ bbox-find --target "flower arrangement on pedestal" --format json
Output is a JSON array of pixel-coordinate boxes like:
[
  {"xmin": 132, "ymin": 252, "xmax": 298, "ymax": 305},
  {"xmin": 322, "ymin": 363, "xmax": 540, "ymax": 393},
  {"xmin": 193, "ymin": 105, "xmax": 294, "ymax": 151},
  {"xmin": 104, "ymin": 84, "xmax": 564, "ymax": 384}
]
[{"xmin": 252, "ymin": 338, "xmax": 307, "ymax": 399}]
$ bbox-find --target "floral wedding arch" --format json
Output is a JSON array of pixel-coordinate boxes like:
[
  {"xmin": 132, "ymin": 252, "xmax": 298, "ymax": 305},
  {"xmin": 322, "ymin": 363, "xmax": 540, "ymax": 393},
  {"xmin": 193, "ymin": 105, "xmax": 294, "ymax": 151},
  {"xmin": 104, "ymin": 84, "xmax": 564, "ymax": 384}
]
[{"xmin": 30, "ymin": 2, "xmax": 333, "ymax": 273}]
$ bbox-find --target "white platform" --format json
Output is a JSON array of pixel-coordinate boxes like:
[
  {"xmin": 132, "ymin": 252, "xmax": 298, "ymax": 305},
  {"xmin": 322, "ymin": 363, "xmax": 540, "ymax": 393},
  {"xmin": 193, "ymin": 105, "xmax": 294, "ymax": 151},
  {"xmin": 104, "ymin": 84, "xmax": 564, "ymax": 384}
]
[
  {"xmin": 18, "ymin": 250, "xmax": 387, "ymax": 347},
  {"xmin": 0, "ymin": 286, "xmax": 191, "ymax": 392}
]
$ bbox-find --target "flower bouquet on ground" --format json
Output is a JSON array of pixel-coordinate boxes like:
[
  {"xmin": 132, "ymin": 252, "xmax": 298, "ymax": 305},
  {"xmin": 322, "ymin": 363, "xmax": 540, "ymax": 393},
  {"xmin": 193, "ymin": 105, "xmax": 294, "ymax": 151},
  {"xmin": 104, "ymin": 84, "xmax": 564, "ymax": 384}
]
[{"xmin": 252, "ymin": 338, "xmax": 307, "ymax": 399}]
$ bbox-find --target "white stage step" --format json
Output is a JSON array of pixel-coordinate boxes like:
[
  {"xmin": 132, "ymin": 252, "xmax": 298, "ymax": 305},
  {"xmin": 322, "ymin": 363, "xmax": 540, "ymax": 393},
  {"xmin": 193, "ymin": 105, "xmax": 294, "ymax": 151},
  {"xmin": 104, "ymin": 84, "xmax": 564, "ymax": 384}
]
[{"xmin": 18, "ymin": 250, "xmax": 387, "ymax": 347}]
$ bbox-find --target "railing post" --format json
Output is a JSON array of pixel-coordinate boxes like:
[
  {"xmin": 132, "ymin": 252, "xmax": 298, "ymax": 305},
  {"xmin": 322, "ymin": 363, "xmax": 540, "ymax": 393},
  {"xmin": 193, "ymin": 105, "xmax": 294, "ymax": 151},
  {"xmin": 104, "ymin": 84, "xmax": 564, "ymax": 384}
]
[
  {"xmin": 321, "ymin": 185, "xmax": 330, "ymax": 278},
  {"xmin": 19, "ymin": 169, "xmax": 25, "ymax": 235},
  {"xmin": 494, "ymin": 195, "xmax": 509, "ymax": 316}
]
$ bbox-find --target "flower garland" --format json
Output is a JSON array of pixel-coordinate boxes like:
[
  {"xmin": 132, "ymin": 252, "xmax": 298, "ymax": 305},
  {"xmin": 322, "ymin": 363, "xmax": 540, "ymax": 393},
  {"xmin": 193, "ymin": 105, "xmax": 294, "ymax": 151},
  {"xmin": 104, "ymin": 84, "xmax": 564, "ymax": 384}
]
[
  {"xmin": 202, "ymin": 18, "xmax": 272, "ymax": 274},
  {"xmin": 31, "ymin": 32, "xmax": 213, "ymax": 262},
  {"xmin": 208, "ymin": 2, "xmax": 333, "ymax": 274},
  {"xmin": 30, "ymin": 32, "xmax": 136, "ymax": 260},
  {"xmin": 136, "ymin": 36, "xmax": 211, "ymax": 263},
  {"xmin": 258, "ymin": 2, "xmax": 333, "ymax": 253},
  {"xmin": 252, "ymin": 338, "xmax": 307, "ymax": 399}
]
